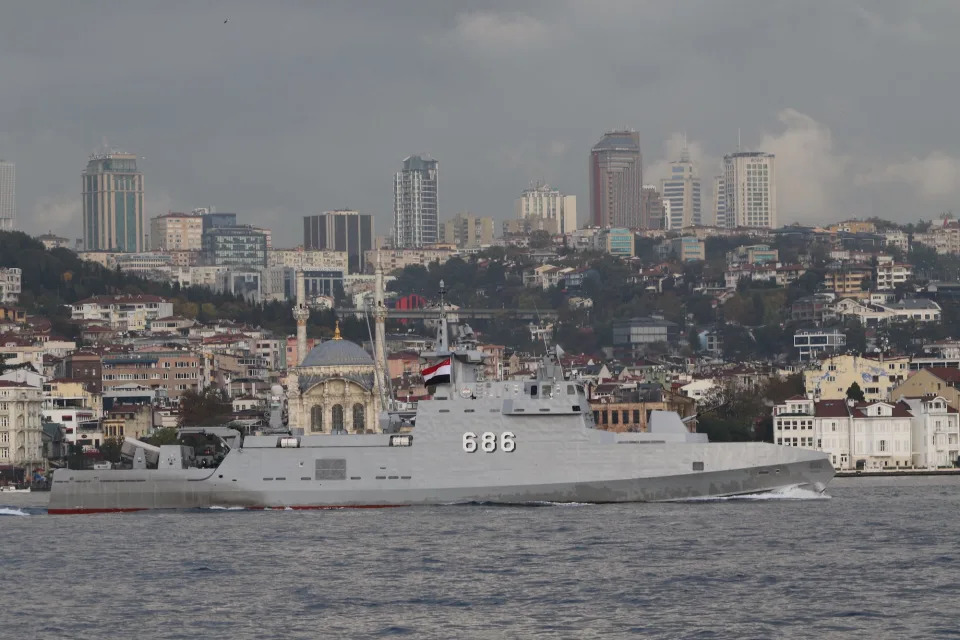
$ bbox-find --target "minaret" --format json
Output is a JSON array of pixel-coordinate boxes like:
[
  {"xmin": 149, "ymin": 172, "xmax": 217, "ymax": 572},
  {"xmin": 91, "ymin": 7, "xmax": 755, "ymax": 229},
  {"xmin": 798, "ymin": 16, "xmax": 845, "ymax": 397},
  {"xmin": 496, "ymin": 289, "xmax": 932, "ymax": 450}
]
[
  {"xmin": 293, "ymin": 268, "xmax": 310, "ymax": 365},
  {"xmin": 373, "ymin": 251, "xmax": 389, "ymax": 409}
]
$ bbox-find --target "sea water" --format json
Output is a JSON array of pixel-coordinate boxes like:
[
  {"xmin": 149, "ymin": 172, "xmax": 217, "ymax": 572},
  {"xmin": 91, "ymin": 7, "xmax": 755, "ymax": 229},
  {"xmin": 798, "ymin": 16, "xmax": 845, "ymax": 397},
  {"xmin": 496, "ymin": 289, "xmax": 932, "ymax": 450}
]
[{"xmin": 2, "ymin": 476, "xmax": 959, "ymax": 639}]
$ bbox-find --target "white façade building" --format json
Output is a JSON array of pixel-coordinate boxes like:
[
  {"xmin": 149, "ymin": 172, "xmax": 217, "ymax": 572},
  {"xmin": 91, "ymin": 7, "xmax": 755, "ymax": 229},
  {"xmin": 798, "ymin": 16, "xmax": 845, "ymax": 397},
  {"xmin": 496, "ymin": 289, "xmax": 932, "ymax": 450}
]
[
  {"xmin": 70, "ymin": 295, "xmax": 174, "ymax": 330},
  {"xmin": 901, "ymin": 396, "xmax": 960, "ymax": 469},
  {"xmin": 773, "ymin": 396, "xmax": 913, "ymax": 470},
  {"xmin": 0, "ymin": 381, "xmax": 44, "ymax": 472}
]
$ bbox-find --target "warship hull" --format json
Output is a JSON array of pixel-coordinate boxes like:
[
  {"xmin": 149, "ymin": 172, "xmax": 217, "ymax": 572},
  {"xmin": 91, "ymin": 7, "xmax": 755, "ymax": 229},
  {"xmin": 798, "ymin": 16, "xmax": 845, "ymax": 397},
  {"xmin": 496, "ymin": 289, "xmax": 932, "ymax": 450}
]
[{"xmin": 49, "ymin": 421, "xmax": 833, "ymax": 513}]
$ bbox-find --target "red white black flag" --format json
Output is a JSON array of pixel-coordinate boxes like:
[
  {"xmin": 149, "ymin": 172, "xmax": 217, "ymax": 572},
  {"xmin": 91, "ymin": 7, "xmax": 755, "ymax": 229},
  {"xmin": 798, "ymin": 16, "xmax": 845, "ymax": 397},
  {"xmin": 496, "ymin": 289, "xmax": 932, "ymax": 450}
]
[{"xmin": 422, "ymin": 358, "xmax": 451, "ymax": 386}]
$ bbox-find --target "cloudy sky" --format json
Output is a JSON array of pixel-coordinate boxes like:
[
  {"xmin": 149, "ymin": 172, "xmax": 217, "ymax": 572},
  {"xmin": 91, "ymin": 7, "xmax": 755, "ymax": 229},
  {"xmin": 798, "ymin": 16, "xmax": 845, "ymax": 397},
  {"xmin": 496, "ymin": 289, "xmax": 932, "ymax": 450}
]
[{"xmin": 3, "ymin": 1, "xmax": 960, "ymax": 245}]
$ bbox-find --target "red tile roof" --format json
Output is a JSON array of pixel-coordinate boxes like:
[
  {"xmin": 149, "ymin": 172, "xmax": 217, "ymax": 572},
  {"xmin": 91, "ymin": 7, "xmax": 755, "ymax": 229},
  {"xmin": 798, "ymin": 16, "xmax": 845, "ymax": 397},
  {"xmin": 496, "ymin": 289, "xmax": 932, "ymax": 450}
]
[{"xmin": 814, "ymin": 399, "xmax": 849, "ymax": 418}]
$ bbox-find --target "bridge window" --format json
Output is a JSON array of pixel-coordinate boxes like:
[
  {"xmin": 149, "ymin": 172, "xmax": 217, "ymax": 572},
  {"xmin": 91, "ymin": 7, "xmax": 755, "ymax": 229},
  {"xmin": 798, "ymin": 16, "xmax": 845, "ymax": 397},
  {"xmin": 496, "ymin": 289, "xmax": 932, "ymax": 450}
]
[{"xmin": 530, "ymin": 385, "xmax": 538, "ymax": 398}]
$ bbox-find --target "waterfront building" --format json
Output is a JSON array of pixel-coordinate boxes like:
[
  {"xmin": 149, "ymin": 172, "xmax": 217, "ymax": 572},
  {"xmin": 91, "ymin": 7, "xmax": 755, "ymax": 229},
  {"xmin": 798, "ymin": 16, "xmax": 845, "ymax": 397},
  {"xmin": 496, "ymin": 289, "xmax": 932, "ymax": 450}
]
[
  {"xmin": 901, "ymin": 396, "xmax": 960, "ymax": 469},
  {"xmin": 516, "ymin": 184, "xmax": 577, "ymax": 234},
  {"xmin": 150, "ymin": 212, "xmax": 203, "ymax": 251},
  {"xmin": 891, "ymin": 368, "xmax": 960, "ymax": 410},
  {"xmin": 660, "ymin": 148, "xmax": 701, "ymax": 229},
  {"xmin": 721, "ymin": 151, "xmax": 776, "ymax": 229},
  {"xmin": 0, "ymin": 161, "xmax": 14, "ymax": 231},
  {"xmin": 590, "ymin": 131, "xmax": 643, "ymax": 228},
  {"xmin": 0, "ymin": 381, "xmax": 44, "ymax": 472},
  {"xmin": 287, "ymin": 324, "xmax": 380, "ymax": 434},
  {"xmin": 773, "ymin": 396, "xmax": 913, "ymax": 470},
  {"xmin": 440, "ymin": 213, "xmax": 495, "ymax": 249},
  {"xmin": 82, "ymin": 152, "xmax": 145, "ymax": 252},
  {"xmin": 303, "ymin": 210, "xmax": 373, "ymax": 273},
  {"xmin": 394, "ymin": 155, "xmax": 438, "ymax": 248}
]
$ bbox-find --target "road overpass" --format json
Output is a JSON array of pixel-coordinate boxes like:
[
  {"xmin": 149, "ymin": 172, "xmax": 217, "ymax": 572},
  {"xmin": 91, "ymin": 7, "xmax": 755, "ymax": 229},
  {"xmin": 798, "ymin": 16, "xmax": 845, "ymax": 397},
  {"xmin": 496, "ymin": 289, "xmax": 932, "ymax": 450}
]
[{"xmin": 336, "ymin": 308, "xmax": 558, "ymax": 321}]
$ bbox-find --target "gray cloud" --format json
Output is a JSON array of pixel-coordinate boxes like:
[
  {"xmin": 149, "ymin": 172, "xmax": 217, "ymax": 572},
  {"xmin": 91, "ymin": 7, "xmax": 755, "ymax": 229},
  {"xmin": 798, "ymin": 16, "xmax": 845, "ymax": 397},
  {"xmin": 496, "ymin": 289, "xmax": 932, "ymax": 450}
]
[{"xmin": 3, "ymin": 1, "xmax": 960, "ymax": 245}]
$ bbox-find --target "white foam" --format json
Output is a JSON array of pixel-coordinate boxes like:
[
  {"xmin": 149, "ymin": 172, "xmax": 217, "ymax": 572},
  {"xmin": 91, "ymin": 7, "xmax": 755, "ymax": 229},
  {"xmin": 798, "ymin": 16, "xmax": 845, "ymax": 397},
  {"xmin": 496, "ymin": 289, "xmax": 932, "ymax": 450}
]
[
  {"xmin": 0, "ymin": 507, "xmax": 30, "ymax": 516},
  {"xmin": 674, "ymin": 484, "xmax": 831, "ymax": 502},
  {"xmin": 205, "ymin": 506, "xmax": 245, "ymax": 511}
]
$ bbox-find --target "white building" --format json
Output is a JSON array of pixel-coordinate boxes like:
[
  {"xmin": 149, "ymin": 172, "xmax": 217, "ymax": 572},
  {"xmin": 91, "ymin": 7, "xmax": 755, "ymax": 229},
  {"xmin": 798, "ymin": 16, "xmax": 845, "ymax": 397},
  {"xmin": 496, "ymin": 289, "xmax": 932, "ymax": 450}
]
[
  {"xmin": 70, "ymin": 295, "xmax": 174, "ymax": 329},
  {"xmin": 660, "ymin": 148, "xmax": 701, "ymax": 229},
  {"xmin": 268, "ymin": 249, "xmax": 349, "ymax": 272},
  {"xmin": 150, "ymin": 212, "xmax": 203, "ymax": 251},
  {"xmin": 680, "ymin": 378, "xmax": 716, "ymax": 401},
  {"xmin": 884, "ymin": 230, "xmax": 910, "ymax": 253},
  {"xmin": 874, "ymin": 255, "xmax": 912, "ymax": 291},
  {"xmin": 516, "ymin": 183, "xmax": 578, "ymax": 235},
  {"xmin": 834, "ymin": 297, "xmax": 941, "ymax": 326},
  {"xmin": 394, "ymin": 155, "xmax": 438, "ymax": 248},
  {"xmin": 914, "ymin": 219, "xmax": 960, "ymax": 256},
  {"xmin": 721, "ymin": 151, "xmax": 777, "ymax": 229},
  {"xmin": 0, "ymin": 161, "xmax": 14, "ymax": 231},
  {"xmin": 773, "ymin": 396, "xmax": 913, "ymax": 470},
  {"xmin": 0, "ymin": 267, "xmax": 21, "ymax": 304},
  {"xmin": 902, "ymin": 396, "xmax": 960, "ymax": 469},
  {"xmin": 713, "ymin": 175, "xmax": 726, "ymax": 227},
  {"xmin": 0, "ymin": 381, "xmax": 44, "ymax": 471}
]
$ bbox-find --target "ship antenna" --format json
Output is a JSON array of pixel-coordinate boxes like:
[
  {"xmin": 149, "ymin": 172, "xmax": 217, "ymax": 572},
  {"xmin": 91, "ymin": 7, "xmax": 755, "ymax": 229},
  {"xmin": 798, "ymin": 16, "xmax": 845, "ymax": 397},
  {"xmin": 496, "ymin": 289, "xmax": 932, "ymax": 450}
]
[{"xmin": 438, "ymin": 279, "xmax": 448, "ymax": 352}]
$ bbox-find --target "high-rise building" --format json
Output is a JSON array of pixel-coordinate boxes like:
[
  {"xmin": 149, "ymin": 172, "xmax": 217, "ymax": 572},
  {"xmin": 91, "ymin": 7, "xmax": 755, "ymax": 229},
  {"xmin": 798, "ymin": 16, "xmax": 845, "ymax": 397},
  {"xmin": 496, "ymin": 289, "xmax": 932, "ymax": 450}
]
[
  {"xmin": 641, "ymin": 186, "xmax": 667, "ymax": 230},
  {"xmin": 0, "ymin": 161, "xmax": 15, "ymax": 231},
  {"xmin": 722, "ymin": 151, "xmax": 777, "ymax": 229},
  {"xmin": 516, "ymin": 183, "xmax": 577, "ymax": 234},
  {"xmin": 303, "ymin": 210, "xmax": 374, "ymax": 273},
  {"xmin": 82, "ymin": 152, "xmax": 145, "ymax": 252},
  {"xmin": 200, "ymin": 212, "xmax": 238, "ymax": 232},
  {"xmin": 394, "ymin": 155, "xmax": 438, "ymax": 248},
  {"xmin": 201, "ymin": 225, "xmax": 268, "ymax": 267},
  {"xmin": 150, "ymin": 212, "xmax": 203, "ymax": 251},
  {"xmin": 713, "ymin": 175, "xmax": 727, "ymax": 227},
  {"xmin": 589, "ymin": 131, "xmax": 643, "ymax": 228},
  {"xmin": 659, "ymin": 147, "xmax": 701, "ymax": 229},
  {"xmin": 440, "ymin": 213, "xmax": 495, "ymax": 249}
]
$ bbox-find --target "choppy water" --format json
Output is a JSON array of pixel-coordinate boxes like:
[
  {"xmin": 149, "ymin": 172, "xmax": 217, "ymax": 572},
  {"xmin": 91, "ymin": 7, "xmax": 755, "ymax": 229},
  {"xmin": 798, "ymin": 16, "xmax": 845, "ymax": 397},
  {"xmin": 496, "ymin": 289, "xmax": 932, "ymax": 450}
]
[{"xmin": 2, "ymin": 477, "xmax": 960, "ymax": 639}]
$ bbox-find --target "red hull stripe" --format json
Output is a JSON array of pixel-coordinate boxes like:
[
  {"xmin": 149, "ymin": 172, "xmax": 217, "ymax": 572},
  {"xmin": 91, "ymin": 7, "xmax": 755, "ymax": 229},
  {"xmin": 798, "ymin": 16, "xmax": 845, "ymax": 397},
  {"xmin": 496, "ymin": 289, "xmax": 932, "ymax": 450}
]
[{"xmin": 48, "ymin": 505, "xmax": 409, "ymax": 515}]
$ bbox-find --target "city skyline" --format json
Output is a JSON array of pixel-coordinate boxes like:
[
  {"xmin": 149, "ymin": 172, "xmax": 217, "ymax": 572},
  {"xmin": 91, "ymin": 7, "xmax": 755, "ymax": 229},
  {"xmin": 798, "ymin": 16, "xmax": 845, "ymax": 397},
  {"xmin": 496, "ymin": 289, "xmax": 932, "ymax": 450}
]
[{"xmin": 5, "ymin": 3, "xmax": 960, "ymax": 245}]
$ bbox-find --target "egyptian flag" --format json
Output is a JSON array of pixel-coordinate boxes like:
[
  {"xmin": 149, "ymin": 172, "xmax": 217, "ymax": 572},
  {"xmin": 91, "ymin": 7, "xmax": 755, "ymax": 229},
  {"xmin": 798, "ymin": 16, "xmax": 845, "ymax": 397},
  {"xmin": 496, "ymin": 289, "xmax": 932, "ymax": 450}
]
[{"xmin": 423, "ymin": 358, "xmax": 452, "ymax": 386}]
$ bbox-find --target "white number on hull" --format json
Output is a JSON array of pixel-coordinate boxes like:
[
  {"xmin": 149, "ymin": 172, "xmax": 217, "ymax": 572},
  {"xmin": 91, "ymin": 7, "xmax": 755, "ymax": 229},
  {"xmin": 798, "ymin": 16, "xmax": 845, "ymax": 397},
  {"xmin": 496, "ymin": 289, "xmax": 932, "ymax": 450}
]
[{"xmin": 463, "ymin": 432, "xmax": 516, "ymax": 453}]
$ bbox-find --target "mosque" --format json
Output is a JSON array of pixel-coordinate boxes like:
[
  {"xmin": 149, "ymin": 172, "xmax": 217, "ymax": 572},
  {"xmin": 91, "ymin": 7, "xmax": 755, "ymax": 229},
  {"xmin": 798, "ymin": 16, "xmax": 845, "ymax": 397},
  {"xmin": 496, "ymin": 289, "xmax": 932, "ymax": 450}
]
[
  {"xmin": 286, "ymin": 260, "xmax": 389, "ymax": 434},
  {"xmin": 286, "ymin": 322, "xmax": 380, "ymax": 434}
]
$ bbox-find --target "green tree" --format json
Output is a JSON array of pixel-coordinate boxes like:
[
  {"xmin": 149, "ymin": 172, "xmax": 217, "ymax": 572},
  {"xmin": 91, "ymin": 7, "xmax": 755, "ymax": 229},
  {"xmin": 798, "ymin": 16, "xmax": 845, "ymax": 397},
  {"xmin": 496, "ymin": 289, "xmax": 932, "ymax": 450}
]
[
  {"xmin": 846, "ymin": 382, "xmax": 865, "ymax": 403},
  {"xmin": 529, "ymin": 230, "xmax": 552, "ymax": 249},
  {"xmin": 146, "ymin": 427, "xmax": 180, "ymax": 446},
  {"xmin": 98, "ymin": 437, "xmax": 124, "ymax": 463},
  {"xmin": 178, "ymin": 387, "xmax": 232, "ymax": 426}
]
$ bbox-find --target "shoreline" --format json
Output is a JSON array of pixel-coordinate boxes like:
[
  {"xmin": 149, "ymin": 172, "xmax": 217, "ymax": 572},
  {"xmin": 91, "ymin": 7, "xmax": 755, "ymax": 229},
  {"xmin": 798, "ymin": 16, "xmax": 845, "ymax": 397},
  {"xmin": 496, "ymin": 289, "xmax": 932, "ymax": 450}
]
[{"xmin": 835, "ymin": 469, "xmax": 960, "ymax": 478}]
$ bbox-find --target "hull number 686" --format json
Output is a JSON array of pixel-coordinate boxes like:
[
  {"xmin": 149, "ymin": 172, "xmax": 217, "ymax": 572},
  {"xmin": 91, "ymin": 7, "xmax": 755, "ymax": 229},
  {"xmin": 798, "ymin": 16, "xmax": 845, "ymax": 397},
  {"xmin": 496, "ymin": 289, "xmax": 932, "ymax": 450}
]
[{"xmin": 463, "ymin": 432, "xmax": 516, "ymax": 453}]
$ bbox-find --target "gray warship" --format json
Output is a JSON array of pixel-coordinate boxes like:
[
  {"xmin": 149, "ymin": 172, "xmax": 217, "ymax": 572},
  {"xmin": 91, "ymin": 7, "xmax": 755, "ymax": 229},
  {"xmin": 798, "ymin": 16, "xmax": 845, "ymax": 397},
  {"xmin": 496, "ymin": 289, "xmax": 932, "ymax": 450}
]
[{"xmin": 48, "ymin": 270, "xmax": 834, "ymax": 514}]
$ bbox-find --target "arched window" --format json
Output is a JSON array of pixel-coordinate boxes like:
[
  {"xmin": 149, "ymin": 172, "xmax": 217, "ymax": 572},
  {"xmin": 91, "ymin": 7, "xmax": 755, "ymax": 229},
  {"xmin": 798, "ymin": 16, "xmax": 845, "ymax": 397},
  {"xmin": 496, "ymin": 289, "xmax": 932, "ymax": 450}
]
[
  {"xmin": 332, "ymin": 404, "xmax": 344, "ymax": 432},
  {"xmin": 310, "ymin": 405, "xmax": 324, "ymax": 432},
  {"xmin": 352, "ymin": 403, "xmax": 365, "ymax": 433}
]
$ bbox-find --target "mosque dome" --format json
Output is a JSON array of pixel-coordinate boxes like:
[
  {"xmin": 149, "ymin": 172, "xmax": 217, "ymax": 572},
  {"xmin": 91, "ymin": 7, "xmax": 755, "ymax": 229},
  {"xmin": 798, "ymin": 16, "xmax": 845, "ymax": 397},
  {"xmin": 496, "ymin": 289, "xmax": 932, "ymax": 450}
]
[{"xmin": 300, "ymin": 337, "xmax": 373, "ymax": 368}]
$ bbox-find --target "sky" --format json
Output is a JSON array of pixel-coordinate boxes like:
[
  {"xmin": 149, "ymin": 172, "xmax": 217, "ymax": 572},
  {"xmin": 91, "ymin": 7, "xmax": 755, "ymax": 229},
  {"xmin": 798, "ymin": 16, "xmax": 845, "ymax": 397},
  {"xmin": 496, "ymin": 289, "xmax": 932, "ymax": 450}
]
[{"xmin": 3, "ymin": 1, "xmax": 960, "ymax": 246}]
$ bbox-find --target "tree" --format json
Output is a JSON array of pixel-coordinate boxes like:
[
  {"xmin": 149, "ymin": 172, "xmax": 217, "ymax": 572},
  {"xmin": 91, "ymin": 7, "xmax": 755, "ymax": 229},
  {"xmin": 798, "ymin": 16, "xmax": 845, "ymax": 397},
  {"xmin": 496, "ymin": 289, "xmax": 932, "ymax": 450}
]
[
  {"xmin": 146, "ymin": 427, "xmax": 180, "ymax": 446},
  {"xmin": 846, "ymin": 382, "xmax": 865, "ymax": 403},
  {"xmin": 529, "ymin": 230, "xmax": 552, "ymax": 249},
  {"xmin": 98, "ymin": 437, "xmax": 124, "ymax": 463},
  {"xmin": 178, "ymin": 387, "xmax": 232, "ymax": 426}
]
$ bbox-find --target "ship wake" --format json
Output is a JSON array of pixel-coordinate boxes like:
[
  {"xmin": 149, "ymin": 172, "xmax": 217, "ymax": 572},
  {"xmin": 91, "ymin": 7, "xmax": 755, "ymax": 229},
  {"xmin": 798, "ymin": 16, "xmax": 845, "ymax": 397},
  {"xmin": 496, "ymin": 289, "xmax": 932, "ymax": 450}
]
[
  {"xmin": 672, "ymin": 484, "xmax": 831, "ymax": 502},
  {"xmin": 0, "ymin": 507, "xmax": 31, "ymax": 516}
]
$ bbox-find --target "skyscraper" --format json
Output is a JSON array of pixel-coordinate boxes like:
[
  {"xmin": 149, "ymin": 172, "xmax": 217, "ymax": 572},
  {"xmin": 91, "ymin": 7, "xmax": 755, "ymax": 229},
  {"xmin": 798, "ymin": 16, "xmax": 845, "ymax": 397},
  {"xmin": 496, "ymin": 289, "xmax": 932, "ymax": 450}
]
[
  {"xmin": 713, "ymin": 175, "xmax": 727, "ymax": 227},
  {"xmin": 82, "ymin": 152, "xmax": 144, "ymax": 252},
  {"xmin": 659, "ymin": 147, "xmax": 701, "ymax": 230},
  {"xmin": 394, "ymin": 155, "xmax": 438, "ymax": 248},
  {"xmin": 516, "ymin": 183, "xmax": 577, "ymax": 234},
  {"xmin": 641, "ymin": 186, "xmax": 668, "ymax": 230},
  {"xmin": 303, "ymin": 210, "xmax": 374, "ymax": 273},
  {"xmin": 0, "ymin": 161, "xmax": 14, "ymax": 231},
  {"xmin": 589, "ymin": 131, "xmax": 643, "ymax": 228},
  {"xmin": 722, "ymin": 151, "xmax": 777, "ymax": 229}
]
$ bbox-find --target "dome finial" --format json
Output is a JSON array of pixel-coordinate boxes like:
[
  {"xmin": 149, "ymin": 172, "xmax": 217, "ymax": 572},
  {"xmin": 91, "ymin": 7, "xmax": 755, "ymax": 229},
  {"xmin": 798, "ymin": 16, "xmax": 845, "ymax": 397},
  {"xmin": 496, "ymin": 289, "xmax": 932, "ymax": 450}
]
[{"xmin": 333, "ymin": 320, "xmax": 342, "ymax": 340}]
